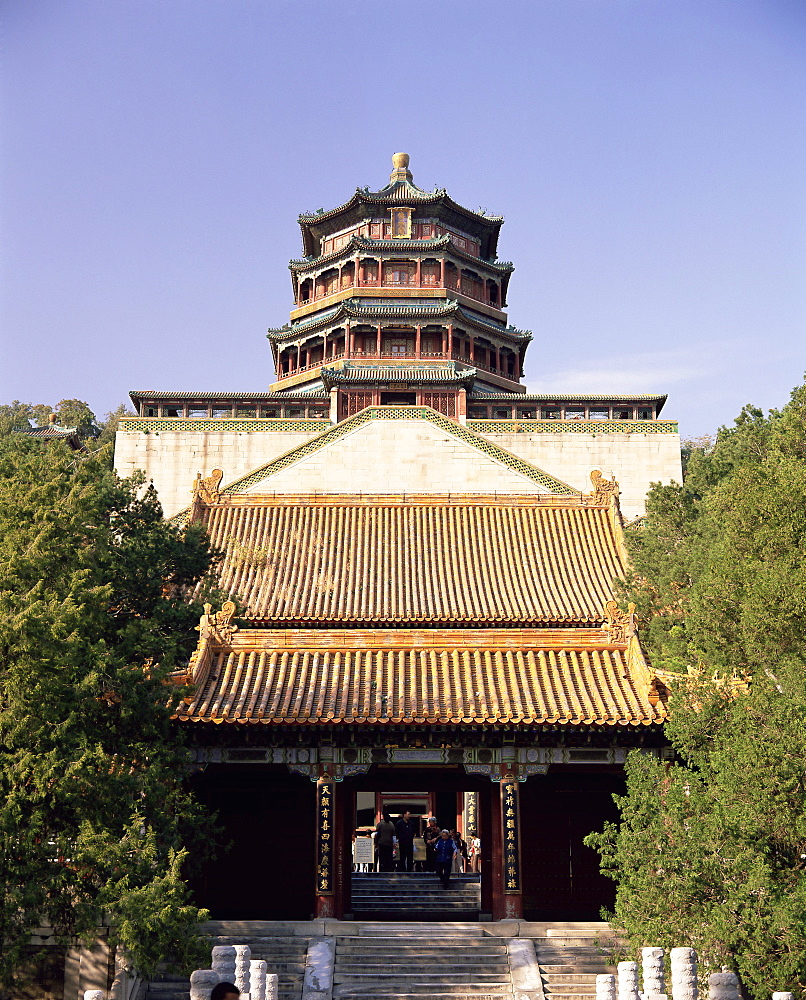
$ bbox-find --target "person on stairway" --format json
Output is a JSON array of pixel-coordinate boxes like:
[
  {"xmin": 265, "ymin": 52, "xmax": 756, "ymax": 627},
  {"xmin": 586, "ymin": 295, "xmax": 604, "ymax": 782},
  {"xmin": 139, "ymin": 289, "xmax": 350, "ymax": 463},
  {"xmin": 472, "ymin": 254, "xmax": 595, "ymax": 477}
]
[
  {"xmin": 450, "ymin": 828, "xmax": 468, "ymax": 873},
  {"xmin": 375, "ymin": 810, "xmax": 396, "ymax": 872},
  {"xmin": 423, "ymin": 816, "xmax": 440, "ymax": 872},
  {"xmin": 434, "ymin": 828, "xmax": 459, "ymax": 888},
  {"xmin": 395, "ymin": 810, "xmax": 418, "ymax": 872}
]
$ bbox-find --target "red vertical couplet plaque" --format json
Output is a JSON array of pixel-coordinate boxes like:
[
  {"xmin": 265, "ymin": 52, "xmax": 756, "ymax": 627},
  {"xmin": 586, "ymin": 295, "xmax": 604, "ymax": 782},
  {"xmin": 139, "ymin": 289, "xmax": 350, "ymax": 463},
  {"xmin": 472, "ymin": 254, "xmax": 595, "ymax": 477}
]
[
  {"xmin": 316, "ymin": 777, "xmax": 335, "ymax": 913},
  {"xmin": 501, "ymin": 778, "xmax": 523, "ymax": 918}
]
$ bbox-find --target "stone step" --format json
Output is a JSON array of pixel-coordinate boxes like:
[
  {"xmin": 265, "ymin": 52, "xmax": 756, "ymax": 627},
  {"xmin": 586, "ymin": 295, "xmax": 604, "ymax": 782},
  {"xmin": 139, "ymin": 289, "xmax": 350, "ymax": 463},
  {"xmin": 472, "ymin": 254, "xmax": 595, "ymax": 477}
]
[
  {"xmin": 333, "ymin": 987, "xmax": 513, "ymax": 998},
  {"xmin": 337, "ymin": 959, "xmax": 510, "ymax": 971},
  {"xmin": 337, "ymin": 943, "xmax": 507, "ymax": 957}
]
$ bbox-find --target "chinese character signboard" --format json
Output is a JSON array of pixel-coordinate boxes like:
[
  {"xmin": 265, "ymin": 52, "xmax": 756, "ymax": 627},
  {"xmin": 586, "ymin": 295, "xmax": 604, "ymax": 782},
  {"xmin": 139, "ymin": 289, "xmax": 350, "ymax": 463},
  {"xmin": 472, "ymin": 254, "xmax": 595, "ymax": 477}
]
[
  {"xmin": 317, "ymin": 779, "xmax": 334, "ymax": 895},
  {"xmin": 501, "ymin": 780, "xmax": 521, "ymax": 894}
]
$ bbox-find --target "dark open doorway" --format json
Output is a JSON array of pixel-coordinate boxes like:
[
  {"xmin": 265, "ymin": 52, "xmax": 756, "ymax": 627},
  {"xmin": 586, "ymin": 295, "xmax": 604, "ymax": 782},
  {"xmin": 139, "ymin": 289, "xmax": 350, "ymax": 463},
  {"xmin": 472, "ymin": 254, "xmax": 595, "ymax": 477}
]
[{"xmin": 380, "ymin": 392, "xmax": 416, "ymax": 405}]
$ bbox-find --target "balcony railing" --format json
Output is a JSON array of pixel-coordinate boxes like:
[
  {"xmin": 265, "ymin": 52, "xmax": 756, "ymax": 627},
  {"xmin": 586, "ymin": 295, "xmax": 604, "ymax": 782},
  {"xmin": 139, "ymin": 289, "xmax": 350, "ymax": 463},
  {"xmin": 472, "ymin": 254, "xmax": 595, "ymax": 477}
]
[
  {"xmin": 295, "ymin": 278, "xmax": 503, "ymax": 310},
  {"xmin": 276, "ymin": 349, "xmax": 519, "ymax": 380}
]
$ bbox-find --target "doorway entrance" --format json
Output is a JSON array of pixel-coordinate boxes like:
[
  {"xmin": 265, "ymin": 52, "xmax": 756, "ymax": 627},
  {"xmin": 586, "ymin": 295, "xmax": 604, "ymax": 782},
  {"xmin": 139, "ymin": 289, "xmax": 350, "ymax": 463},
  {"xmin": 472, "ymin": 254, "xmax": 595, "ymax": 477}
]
[{"xmin": 380, "ymin": 392, "xmax": 416, "ymax": 405}]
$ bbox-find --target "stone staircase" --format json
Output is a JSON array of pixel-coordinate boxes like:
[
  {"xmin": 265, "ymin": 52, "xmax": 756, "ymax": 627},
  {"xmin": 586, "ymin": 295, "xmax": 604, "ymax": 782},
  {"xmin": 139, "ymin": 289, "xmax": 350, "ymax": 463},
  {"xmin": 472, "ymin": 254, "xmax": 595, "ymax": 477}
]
[
  {"xmin": 535, "ymin": 923, "xmax": 618, "ymax": 1000},
  {"xmin": 333, "ymin": 923, "xmax": 514, "ymax": 999},
  {"xmin": 350, "ymin": 872, "xmax": 482, "ymax": 918},
  {"xmin": 144, "ymin": 930, "xmax": 309, "ymax": 1000}
]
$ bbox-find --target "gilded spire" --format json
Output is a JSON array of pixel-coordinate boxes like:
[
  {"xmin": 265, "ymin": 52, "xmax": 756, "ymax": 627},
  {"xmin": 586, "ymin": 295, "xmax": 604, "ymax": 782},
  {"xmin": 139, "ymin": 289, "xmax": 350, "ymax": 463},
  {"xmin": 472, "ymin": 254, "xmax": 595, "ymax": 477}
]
[{"xmin": 389, "ymin": 152, "xmax": 413, "ymax": 184}]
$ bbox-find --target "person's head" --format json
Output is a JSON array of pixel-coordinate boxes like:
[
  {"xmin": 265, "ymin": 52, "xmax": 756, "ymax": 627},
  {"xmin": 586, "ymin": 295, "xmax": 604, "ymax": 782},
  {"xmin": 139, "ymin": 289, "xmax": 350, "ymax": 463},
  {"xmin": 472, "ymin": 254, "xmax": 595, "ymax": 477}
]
[
  {"xmin": 428, "ymin": 817, "xmax": 438, "ymax": 826},
  {"xmin": 211, "ymin": 984, "xmax": 240, "ymax": 1000},
  {"xmin": 440, "ymin": 828, "xmax": 451, "ymax": 839},
  {"xmin": 402, "ymin": 810, "xmax": 410, "ymax": 820},
  {"xmin": 382, "ymin": 810, "xmax": 391, "ymax": 823},
  {"xmin": 450, "ymin": 828, "xmax": 458, "ymax": 836}
]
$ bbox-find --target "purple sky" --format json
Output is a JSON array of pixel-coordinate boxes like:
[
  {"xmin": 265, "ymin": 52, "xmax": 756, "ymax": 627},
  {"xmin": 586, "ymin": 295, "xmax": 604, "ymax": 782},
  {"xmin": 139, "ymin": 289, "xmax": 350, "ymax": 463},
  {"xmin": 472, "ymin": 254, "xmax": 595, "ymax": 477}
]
[{"xmin": 3, "ymin": 0, "xmax": 804, "ymax": 437}]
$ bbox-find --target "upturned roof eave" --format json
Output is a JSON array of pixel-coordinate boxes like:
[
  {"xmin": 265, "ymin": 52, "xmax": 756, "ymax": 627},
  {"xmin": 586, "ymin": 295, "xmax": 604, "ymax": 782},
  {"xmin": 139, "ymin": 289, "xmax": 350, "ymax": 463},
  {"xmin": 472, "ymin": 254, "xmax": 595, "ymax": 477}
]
[{"xmin": 297, "ymin": 189, "xmax": 504, "ymax": 258}]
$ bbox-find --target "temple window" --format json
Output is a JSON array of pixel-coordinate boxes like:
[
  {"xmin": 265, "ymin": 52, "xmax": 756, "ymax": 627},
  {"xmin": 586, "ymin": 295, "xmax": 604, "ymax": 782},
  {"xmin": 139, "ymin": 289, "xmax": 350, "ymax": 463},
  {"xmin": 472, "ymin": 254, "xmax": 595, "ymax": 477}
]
[
  {"xmin": 494, "ymin": 408, "xmax": 511, "ymax": 419},
  {"xmin": 188, "ymin": 407, "xmax": 208, "ymax": 419},
  {"xmin": 565, "ymin": 408, "xmax": 585, "ymax": 421},
  {"xmin": 616, "ymin": 407, "xmax": 633, "ymax": 420},
  {"xmin": 321, "ymin": 269, "xmax": 339, "ymax": 296},
  {"xmin": 518, "ymin": 408, "xmax": 535, "ymax": 419},
  {"xmin": 589, "ymin": 407, "xmax": 610, "ymax": 420},
  {"xmin": 370, "ymin": 223, "xmax": 381, "ymax": 237},
  {"xmin": 420, "ymin": 223, "xmax": 433, "ymax": 238},
  {"xmin": 487, "ymin": 280, "xmax": 499, "ymax": 306},
  {"xmin": 383, "ymin": 262, "xmax": 415, "ymax": 286},
  {"xmin": 211, "ymin": 407, "xmax": 232, "ymax": 419},
  {"xmin": 445, "ymin": 262, "xmax": 459, "ymax": 289},
  {"xmin": 145, "ymin": 406, "xmax": 157, "ymax": 417},
  {"xmin": 236, "ymin": 407, "xmax": 257, "ymax": 418},
  {"xmin": 421, "ymin": 260, "xmax": 440, "ymax": 286},
  {"xmin": 165, "ymin": 406, "xmax": 181, "ymax": 417},
  {"xmin": 362, "ymin": 260, "xmax": 378, "ymax": 285},
  {"xmin": 262, "ymin": 408, "xmax": 278, "ymax": 418},
  {"xmin": 541, "ymin": 407, "xmax": 561, "ymax": 420},
  {"xmin": 637, "ymin": 407, "xmax": 654, "ymax": 420},
  {"xmin": 286, "ymin": 408, "xmax": 304, "ymax": 417},
  {"xmin": 469, "ymin": 406, "xmax": 488, "ymax": 418},
  {"xmin": 299, "ymin": 278, "xmax": 313, "ymax": 304}
]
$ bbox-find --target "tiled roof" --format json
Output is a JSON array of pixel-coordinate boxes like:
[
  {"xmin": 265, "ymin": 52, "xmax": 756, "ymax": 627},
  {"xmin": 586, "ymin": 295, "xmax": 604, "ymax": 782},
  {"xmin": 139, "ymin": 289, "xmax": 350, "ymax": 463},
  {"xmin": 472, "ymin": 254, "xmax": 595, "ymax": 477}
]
[
  {"xmin": 198, "ymin": 494, "xmax": 626, "ymax": 625},
  {"xmin": 321, "ymin": 364, "xmax": 475, "ymax": 385},
  {"xmin": 129, "ymin": 390, "xmax": 327, "ymax": 400},
  {"xmin": 17, "ymin": 424, "xmax": 78, "ymax": 438},
  {"xmin": 175, "ymin": 628, "xmax": 664, "ymax": 727}
]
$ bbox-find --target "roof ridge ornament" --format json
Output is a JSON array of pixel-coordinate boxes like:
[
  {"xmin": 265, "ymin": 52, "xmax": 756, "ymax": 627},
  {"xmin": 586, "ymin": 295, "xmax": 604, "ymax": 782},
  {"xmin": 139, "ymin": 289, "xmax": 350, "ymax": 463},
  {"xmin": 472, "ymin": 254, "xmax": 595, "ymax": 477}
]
[
  {"xmin": 604, "ymin": 601, "xmax": 637, "ymax": 644},
  {"xmin": 193, "ymin": 468, "xmax": 223, "ymax": 505},
  {"xmin": 389, "ymin": 151, "xmax": 413, "ymax": 185},
  {"xmin": 583, "ymin": 468, "xmax": 620, "ymax": 507},
  {"xmin": 196, "ymin": 600, "xmax": 239, "ymax": 646}
]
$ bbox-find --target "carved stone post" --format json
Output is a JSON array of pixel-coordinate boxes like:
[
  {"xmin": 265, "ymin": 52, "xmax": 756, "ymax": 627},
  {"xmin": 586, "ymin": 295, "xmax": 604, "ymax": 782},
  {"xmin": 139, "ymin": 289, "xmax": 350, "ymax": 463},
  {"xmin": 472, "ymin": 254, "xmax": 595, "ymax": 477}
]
[
  {"xmin": 642, "ymin": 947, "xmax": 665, "ymax": 999},
  {"xmin": 772, "ymin": 993, "xmax": 793, "ymax": 1000},
  {"xmin": 670, "ymin": 947, "xmax": 698, "ymax": 1000},
  {"xmin": 266, "ymin": 973, "xmax": 279, "ymax": 1000},
  {"xmin": 250, "ymin": 960, "xmax": 267, "ymax": 1000},
  {"xmin": 597, "ymin": 974, "xmax": 617, "ymax": 1000},
  {"xmin": 234, "ymin": 944, "xmax": 251, "ymax": 996},
  {"xmin": 618, "ymin": 962, "xmax": 640, "ymax": 1000},
  {"xmin": 84, "ymin": 992, "xmax": 105, "ymax": 1000},
  {"xmin": 211, "ymin": 945, "xmax": 236, "ymax": 984},
  {"xmin": 190, "ymin": 970, "xmax": 221, "ymax": 1000},
  {"xmin": 708, "ymin": 969, "xmax": 740, "ymax": 1000}
]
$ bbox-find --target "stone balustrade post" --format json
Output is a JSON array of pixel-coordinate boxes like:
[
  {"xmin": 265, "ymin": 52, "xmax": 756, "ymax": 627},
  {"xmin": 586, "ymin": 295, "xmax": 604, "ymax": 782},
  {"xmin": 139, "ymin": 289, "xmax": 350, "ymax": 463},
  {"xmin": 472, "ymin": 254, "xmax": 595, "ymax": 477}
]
[
  {"xmin": 708, "ymin": 968, "xmax": 740, "ymax": 1000},
  {"xmin": 670, "ymin": 947, "xmax": 698, "ymax": 1000},
  {"xmin": 642, "ymin": 947, "xmax": 666, "ymax": 999},
  {"xmin": 84, "ymin": 992, "xmax": 105, "ymax": 1000},
  {"xmin": 618, "ymin": 961, "xmax": 640, "ymax": 1000},
  {"xmin": 266, "ymin": 972, "xmax": 279, "ymax": 1000},
  {"xmin": 772, "ymin": 993, "xmax": 793, "ymax": 1000},
  {"xmin": 234, "ymin": 944, "xmax": 251, "ymax": 995},
  {"xmin": 597, "ymin": 974, "xmax": 617, "ymax": 1000},
  {"xmin": 211, "ymin": 945, "xmax": 237, "ymax": 985},
  {"xmin": 250, "ymin": 960, "xmax": 268, "ymax": 1000},
  {"xmin": 190, "ymin": 969, "xmax": 221, "ymax": 1000}
]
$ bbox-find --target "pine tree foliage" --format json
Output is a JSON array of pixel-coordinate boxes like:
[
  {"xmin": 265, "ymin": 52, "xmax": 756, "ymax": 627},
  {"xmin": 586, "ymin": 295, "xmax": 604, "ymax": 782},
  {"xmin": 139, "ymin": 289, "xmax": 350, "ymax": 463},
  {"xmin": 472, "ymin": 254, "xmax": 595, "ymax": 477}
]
[
  {"xmin": 0, "ymin": 432, "xmax": 219, "ymax": 994},
  {"xmin": 586, "ymin": 380, "xmax": 806, "ymax": 999}
]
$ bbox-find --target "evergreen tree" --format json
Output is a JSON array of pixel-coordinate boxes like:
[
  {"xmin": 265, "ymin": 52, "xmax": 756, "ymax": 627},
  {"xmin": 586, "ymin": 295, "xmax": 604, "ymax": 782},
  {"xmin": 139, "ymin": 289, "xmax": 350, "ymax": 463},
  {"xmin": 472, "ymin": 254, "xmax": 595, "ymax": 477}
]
[
  {"xmin": 587, "ymin": 380, "xmax": 806, "ymax": 998},
  {"xmin": 0, "ymin": 431, "xmax": 220, "ymax": 996}
]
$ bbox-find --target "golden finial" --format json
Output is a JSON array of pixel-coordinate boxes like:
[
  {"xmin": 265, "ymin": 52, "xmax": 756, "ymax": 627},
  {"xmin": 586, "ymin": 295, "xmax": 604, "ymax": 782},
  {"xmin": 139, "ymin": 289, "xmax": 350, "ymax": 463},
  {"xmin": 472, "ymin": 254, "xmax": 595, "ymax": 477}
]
[{"xmin": 389, "ymin": 152, "xmax": 413, "ymax": 184}]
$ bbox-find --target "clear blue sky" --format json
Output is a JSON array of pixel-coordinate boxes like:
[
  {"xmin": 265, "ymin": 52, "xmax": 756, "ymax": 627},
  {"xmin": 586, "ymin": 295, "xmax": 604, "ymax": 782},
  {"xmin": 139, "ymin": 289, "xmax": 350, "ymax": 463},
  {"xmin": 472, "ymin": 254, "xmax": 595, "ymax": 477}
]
[{"xmin": 3, "ymin": 0, "xmax": 804, "ymax": 437}]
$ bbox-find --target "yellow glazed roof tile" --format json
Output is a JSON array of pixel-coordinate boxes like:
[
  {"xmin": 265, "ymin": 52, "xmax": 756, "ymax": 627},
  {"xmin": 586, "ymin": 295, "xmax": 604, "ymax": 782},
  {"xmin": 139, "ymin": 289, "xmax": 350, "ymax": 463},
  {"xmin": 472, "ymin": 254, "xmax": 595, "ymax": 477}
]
[{"xmin": 175, "ymin": 628, "xmax": 664, "ymax": 728}]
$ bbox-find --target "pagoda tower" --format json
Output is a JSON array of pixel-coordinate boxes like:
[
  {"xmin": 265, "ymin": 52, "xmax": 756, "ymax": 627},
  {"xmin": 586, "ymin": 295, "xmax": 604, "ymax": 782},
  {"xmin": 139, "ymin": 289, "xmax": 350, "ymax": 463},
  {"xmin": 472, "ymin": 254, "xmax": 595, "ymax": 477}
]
[{"xmin": 268, "ymin": 153, "xmax": 530, "ymax": 420}]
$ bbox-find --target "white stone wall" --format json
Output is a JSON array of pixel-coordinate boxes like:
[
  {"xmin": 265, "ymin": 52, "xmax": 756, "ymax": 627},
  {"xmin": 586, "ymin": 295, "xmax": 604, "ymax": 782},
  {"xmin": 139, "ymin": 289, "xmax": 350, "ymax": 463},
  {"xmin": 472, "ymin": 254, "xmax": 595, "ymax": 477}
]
[
  {"xmin": 478, "ymin": 431, "xmax": 682, "ymax": 520},
  {"xmin": 114, "ymin": 422, "xmax": 682, "ymax": 520},
  {"xmin": 239, "ymin": 419, "xmax": 552, "ymax": 495},
  {"xmin": 114, "ymin": 429, "xmax": 326, "ymax": 517}
]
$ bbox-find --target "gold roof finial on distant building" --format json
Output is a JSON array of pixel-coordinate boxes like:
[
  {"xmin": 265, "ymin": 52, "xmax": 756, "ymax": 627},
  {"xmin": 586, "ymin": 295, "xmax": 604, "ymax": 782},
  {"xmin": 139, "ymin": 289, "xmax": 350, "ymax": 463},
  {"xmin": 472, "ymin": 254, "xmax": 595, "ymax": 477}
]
[{"xmin": 390, "ymin": 152, "xmax": 413, "ymax": 184}]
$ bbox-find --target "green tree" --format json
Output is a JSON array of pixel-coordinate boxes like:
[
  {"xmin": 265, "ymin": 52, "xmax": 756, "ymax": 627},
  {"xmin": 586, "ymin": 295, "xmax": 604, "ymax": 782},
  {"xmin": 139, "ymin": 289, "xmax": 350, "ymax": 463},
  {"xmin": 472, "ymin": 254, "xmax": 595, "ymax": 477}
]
[
  {"xmin": 0, "ymin": 431, "xmax": 221, "ymax": 997},
  {"xmin": 587, "ymin": 379, "xmax": 806, "ymax": 999}
]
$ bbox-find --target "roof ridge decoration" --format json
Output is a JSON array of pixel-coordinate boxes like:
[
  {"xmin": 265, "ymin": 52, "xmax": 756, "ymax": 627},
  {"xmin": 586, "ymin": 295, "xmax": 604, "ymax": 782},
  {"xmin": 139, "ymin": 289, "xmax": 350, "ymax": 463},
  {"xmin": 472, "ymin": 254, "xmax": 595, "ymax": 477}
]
[
  {"xmin": 583, "ymin": 469, "xmax": 620, "ymax": 508},
  {"xmin": 170, "ymin": 405, "xmax": 578, "ymax": 525},
  {"xmin": 603, "ymin": 601, "xmax": 637, "ymax": 644}
]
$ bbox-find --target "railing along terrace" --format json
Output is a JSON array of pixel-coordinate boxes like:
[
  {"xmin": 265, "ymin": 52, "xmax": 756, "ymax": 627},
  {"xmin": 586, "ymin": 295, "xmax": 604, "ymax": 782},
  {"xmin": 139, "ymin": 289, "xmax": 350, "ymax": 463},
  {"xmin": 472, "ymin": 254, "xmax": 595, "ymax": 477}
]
[{"xmin": 297, "ymin": 277, "xmax": 501, "ymax": 309}]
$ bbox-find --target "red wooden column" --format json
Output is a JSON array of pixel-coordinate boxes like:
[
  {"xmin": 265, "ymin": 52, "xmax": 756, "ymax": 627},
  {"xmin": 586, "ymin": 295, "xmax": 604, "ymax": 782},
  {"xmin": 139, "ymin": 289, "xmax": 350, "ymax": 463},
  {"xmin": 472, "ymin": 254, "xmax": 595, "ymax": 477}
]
[
  {"xmin": 489, "ymin": 779, "xmax": 504, "ymax": 919},
  {"xmin": 415, "ymin": 258, "xmax": 422, "ymax": 288},
  {"xmin": 415, "ymin": 324, "xmax": 421, "ymax": 358},
  {"xmin": 376, "ymin": 324, "xmax": 382, "ymax": 357},
  {"xmin": 314, "ymin": 773, "xmax": 336, "ymax": 918}
]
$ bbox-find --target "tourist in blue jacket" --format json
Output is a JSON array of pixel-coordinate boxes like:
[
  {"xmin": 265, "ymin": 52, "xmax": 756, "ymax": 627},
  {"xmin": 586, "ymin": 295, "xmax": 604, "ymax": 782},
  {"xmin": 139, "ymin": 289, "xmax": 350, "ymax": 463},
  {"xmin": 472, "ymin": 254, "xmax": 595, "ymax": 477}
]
[{"xmin": 433, "ymin": 828, "xmax": 458, "ymax": 888}]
